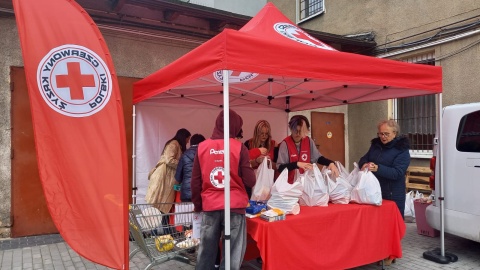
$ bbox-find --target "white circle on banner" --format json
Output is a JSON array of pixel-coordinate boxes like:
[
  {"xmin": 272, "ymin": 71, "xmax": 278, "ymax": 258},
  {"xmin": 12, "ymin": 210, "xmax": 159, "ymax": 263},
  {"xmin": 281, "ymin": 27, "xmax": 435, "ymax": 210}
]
[
  {"xmin": 213, "ymin": 70, "xmax": 259, "ymax": 83},
  {"xmin": 274, "ymin": 22, "xmax": 335, "ymax": 50},
  {"xmin": 36, "ymin": 44, "xmax": 112, "ymax": 117}
]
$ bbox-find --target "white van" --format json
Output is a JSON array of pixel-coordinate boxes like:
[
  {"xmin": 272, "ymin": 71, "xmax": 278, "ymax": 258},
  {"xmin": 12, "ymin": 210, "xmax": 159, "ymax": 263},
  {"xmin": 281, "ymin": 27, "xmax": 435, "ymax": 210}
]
[{"xmin": 426, "ymin": 102, "xmax": 480, "ymax": 243}]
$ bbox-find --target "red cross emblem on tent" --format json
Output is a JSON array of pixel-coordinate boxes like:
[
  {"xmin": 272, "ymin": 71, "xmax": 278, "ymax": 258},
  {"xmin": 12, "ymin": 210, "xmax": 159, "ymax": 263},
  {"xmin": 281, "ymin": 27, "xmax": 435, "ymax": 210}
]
[
  {"xmin": 209, "ymin": 167, "xmax": 225, "ymax": 188},
  {"xmin": 274, "ymin": 22, "xmax": 335, "ymax": 51},
  {"xmin": 213, "ymin": 70, "xmax": 258, "ymax": 83}
]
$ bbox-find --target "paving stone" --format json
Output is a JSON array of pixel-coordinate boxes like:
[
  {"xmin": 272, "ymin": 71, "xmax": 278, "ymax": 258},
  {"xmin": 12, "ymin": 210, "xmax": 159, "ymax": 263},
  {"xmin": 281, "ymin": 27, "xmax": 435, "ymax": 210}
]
[{"xmin": 0, "ymin": 222, "xmax": 479, "ymax": 269}]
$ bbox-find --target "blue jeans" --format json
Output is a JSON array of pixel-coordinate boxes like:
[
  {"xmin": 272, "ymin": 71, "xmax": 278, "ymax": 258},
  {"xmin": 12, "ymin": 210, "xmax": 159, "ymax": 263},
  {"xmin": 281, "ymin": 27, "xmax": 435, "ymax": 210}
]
[{"xmin": 195, "ymin": 211, "xmax": 247, "ymax": 270}]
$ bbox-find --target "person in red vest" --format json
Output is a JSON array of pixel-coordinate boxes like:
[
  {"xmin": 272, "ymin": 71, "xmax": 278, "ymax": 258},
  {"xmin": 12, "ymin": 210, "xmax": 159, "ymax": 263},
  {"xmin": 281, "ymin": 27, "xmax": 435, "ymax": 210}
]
[
  {"xmin": 244, "ymin": 120, "xmax": 277, "ymax": 169},
  {"xmin": 191, "ymin": 109, "xmax": 256, "ymax": 270},
  {"xmin": 276, "ymin": 115, "xmax": 339, "ymax": 183},
  {"xmin": 243, "ymin": 119, "xmax": 278, "ymax": 198}
]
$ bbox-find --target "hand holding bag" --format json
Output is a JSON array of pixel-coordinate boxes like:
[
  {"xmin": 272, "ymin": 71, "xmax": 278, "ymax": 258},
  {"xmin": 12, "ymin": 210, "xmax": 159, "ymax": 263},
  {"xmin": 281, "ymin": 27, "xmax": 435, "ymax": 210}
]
[
  {"xmin": 251, "ymin": 157, "xmax": 275, "ymax": 201},
  {"xmin": 325, "ymin": 166, "xmax": 352, "ymax": 205},
  {"xmin": 350, "ymin": 168, "xmax": 382, "ymax": 206}
]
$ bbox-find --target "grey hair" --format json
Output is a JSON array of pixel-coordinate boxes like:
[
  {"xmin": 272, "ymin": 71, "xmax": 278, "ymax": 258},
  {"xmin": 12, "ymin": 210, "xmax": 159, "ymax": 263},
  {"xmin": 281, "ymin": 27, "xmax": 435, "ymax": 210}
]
[{"xmin": 377, "ymin": 119, "xmax": 400, "ymax": 136}]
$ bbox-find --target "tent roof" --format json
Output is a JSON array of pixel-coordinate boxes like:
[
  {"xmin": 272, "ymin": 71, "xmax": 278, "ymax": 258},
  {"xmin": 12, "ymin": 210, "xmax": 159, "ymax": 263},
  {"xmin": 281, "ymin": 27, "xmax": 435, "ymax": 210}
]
[{"xmin": 133, "ymin": 3, "xmax": 441, "ymax": 111}]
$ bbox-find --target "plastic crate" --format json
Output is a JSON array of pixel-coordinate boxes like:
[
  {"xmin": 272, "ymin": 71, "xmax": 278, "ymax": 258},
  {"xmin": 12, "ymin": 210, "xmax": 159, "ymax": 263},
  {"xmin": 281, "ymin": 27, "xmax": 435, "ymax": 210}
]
[{"xmin": 413, "ymin": 199, "xmax": 439, "ymax": 237}]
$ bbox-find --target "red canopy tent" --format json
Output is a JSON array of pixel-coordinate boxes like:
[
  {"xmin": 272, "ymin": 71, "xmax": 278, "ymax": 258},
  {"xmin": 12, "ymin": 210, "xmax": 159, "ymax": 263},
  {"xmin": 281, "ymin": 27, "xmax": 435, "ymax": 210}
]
[
  {"xmin": 132, "ymin": 3, "xmax": 442, "ymax": 268},
  {"xmin": 133, "ymin": 3, "xmax": 441, "ymax": 110}
]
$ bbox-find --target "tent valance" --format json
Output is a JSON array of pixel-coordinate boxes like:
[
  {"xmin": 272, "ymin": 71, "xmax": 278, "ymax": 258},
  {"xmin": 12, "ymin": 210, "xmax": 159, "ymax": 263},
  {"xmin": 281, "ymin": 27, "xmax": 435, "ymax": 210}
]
[{"xmin": 133, "ymin": 3, "xmax": 441, "ymax": 111}]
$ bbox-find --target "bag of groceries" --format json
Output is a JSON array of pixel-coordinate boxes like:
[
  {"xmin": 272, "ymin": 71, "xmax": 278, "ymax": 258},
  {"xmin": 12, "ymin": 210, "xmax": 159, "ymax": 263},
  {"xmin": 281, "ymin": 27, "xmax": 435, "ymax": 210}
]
[
  {"xmin": 350, "ymin": 168, "xmax": 382, "ymax": 206},
  {"xmin": 299, "ymin": 164, "xmax": 329, "ymax": 206},
  {"xmin": 251, "ymin": 157, "xmax": 274, "ymax": 201},
  {"xmin": 324, "ymin": 163, "xmax": 352, "ymax": 204},
  {"xmin": 267, "ymin": 168, "xmax": 303, "ymax": 215},
  {"xmin": 346, "ymin": 162, "xmax": 361, "ymax": 187}
]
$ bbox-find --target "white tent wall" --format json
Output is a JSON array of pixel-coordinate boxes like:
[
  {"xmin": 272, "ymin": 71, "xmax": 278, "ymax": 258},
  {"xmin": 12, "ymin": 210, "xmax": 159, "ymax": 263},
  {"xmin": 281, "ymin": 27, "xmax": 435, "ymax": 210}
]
[{"xmin": 134, "ymin": 102, "xmax": 288, "ymax": 203}]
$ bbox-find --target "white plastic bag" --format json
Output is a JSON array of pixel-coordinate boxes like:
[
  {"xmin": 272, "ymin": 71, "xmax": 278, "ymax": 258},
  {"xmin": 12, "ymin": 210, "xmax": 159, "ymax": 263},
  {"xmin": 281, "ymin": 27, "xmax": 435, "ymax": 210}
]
[
  {"xmin": 251, "ymin": 157, "xmax": 274, "ymax": 201},
  {"xmin": 325, "ymin": 165, "xmax": 352, "ymax": 204},
  {"xmin": 267, "ymin": 168, "xmax": 304, "ymax": 215},
  {"xmin": 336, "ymin": 161, "xmax": 350, "ymax": 179},
  {"xmin": 299, "ymin": 164, "xmax": 329, "ymax": 206},
  {"xmin": 346, "ymin": 162, "xmax": 361, "ymax": 187},
  {"xmin": 139, "ymin": 207, "xmax": 163, "ymax": 230},
  {"xmin": 350, "ymin": 169, "xmax": 382, "ymax": 206},
  {"xmin": 404, "ymin": 191, "xmax": 415, "ymax": 217},
  {"xmin": 405, "ymin": 190, "xmax": 424, "ymax": 218}
]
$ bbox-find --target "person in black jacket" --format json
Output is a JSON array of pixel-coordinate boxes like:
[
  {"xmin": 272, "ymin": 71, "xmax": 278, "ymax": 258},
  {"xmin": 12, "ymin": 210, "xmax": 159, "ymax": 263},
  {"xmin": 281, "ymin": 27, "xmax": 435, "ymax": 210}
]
[
  {"xmin": 359, "ymin": 119, "xmax": 411, "ymax": 218},
  {"xmin": 175, "ymin": 133, "xmax": 206, "ymax": 202}
]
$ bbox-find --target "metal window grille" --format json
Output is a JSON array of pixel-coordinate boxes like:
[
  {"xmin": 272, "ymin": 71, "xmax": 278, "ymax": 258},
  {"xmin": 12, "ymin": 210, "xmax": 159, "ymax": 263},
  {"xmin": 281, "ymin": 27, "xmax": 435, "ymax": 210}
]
[
  {"xmin": 394, "ymin": 53, "xmax": 436, "ymax": 157},
  {"xmin": 298, "ymin": 0, "xmax": 325, "ymax": 22}
]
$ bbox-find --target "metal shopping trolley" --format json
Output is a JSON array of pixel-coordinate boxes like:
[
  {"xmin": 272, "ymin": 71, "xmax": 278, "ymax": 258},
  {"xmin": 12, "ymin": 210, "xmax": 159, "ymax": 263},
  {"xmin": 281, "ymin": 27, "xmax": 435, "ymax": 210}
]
[{"xmin": 129, "ymin": 202, "xmax": 199, "ymax": 270}]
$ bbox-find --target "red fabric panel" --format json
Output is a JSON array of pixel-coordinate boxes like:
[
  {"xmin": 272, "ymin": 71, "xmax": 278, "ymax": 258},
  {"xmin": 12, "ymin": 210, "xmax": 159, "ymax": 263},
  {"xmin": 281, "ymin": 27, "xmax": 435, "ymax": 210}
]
[
  {"xmin": 12, "ymin": 0, "xmax": 128, "ymax": 268},
  {"xmin": 244, "ymin": 234, "xmax": 261, "ymax": 261},
  {"xmin": 133, "ymin": 3, "xmax": 442, "ymax": 109},
  {"xmin": 246, "ymin": 200, "xmax": 405, "ymax": 270}
]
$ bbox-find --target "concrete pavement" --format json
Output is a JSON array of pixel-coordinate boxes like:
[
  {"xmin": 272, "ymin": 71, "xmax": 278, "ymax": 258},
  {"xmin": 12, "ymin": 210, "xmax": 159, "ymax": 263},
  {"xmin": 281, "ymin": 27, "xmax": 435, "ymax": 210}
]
[{"xmin": 1, "ymin": 222, "xmax": 480, "ymax": 270}]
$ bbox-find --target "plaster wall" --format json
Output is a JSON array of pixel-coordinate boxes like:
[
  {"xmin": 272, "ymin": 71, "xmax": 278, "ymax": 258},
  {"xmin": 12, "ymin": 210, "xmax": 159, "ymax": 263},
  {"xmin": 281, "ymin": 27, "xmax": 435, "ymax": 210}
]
[
  {"xmin": 270, "ymin": 0, "xmax": 480, "ymax": 166},
  {"xmin": 0, "ymin": 16, "xmax": 196, "ymax": 236},
  {"xmin": 0, "ymin": 17, "xmax": 22, "ymax": 237}
]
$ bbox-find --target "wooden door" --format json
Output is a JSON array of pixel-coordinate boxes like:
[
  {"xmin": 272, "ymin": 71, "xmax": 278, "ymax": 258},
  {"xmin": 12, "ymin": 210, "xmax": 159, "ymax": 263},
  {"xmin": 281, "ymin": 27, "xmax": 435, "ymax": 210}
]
[
  {"xmin": 310, "ymin": 112, "xmax": 345, "ymax": 166},
  {"xmin": 11, "ymin": 66, "xmax": 136, "ymax": 237}
]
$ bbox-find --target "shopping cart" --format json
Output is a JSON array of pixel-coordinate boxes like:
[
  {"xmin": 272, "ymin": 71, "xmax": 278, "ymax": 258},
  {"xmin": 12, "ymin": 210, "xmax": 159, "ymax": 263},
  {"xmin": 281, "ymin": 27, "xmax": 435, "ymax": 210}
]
[{"xmin": 129, "ymin": 202, "xmax": 198, "ymax": 270}]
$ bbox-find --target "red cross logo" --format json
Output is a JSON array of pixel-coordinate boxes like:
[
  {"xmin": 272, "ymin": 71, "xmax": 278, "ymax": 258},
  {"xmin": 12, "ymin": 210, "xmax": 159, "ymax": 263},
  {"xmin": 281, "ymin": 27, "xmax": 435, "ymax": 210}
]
[
  {"xmin": 291, "ymin": 29, "xmax": 323, "ymax": 47},
  {"xmin": 230, "ymin": 71, "xmax": 241, "ymax": 77},
  {"xmin": 214, "ymin": 171, "xmax": 224, "ymax": 184},
  {"xmin": 210, "ymin": 167, "xmax": 226, "ymax": 188},
  {"xmin": 56, "ymin": 62, "xmax": 96, "ymax": 100}
]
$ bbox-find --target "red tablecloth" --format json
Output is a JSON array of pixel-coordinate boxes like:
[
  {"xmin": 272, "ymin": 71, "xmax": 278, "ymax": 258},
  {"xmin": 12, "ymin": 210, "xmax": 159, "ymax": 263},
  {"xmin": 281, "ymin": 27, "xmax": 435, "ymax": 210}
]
[{"xmin": 246, "ymin": 200, "xmax": 405, "ymax": 270}]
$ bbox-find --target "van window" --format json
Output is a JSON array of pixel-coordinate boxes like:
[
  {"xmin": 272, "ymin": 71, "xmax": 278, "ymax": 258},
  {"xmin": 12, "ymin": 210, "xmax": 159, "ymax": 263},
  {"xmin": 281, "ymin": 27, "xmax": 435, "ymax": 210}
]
[{"xmin": 456, "ymin": 110, "xmax": 480, "ymax": 153}]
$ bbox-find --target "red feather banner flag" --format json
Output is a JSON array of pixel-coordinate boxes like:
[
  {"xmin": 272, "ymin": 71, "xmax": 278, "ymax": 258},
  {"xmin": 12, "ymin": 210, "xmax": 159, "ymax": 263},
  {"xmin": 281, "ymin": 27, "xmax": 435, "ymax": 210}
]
[{"xmin": 12, "ymin": 0, "xmax": 129, "ymax": 268}]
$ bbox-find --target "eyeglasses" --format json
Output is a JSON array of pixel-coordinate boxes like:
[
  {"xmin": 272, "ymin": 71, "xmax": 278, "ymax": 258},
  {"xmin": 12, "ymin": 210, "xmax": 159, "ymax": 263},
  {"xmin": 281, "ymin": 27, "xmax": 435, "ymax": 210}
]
[{"xmin": 377, "ymin": 132, "xmax": 391, "ymax": 137}]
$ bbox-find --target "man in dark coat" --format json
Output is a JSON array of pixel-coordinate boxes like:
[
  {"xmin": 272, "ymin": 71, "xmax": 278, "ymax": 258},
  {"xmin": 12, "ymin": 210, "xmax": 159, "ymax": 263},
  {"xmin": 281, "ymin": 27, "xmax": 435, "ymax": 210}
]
[{"xmin": 175, "ymin": 133, "xmax": 206, "ymax": 202}]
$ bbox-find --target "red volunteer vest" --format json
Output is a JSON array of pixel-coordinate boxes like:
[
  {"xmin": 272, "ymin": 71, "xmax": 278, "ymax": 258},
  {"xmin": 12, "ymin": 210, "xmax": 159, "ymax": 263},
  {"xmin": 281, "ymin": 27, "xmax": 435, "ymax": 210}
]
[
  {"xmin": 197, "ymin": 138, "xmax": 248, "ymax": 211},
  {"xmin": 284, "ymin": 136, "xmax": 311, "ymax": 184}
]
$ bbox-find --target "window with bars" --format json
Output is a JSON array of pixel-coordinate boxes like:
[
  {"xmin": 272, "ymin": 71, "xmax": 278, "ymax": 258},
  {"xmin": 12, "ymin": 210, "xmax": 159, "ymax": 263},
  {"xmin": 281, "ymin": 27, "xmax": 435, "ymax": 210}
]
[
  {"xmin": 297, "ymin": 0, "xmax": 325, "ymax": 23},
  {"xmin": 394, "ymin": 53, "xmax": 436, "ymax": 157}
]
